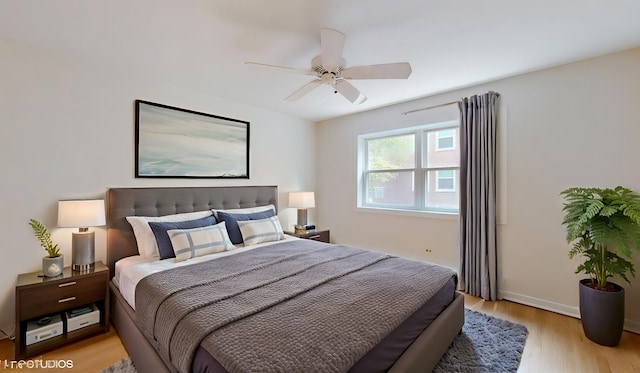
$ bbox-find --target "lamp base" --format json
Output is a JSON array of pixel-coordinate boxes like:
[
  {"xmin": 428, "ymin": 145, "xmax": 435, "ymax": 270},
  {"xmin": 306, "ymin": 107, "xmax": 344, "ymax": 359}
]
[
  {"xmin": 297, "ymin": 208, "xmax": 308, "ymax": 226},
  {"xmin": 72, "ymin": 262, "xmax": 95, "ymax": 272},
  {"xmin": 72, "ymin": 231, "xmax": 95, "ymax": 272}
]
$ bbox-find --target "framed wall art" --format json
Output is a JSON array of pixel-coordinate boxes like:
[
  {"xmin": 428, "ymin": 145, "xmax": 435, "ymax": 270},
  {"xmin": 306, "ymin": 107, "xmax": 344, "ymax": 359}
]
[{"xmin": 135, "ymin": 100, "xmax": 249, "ymax": 178}]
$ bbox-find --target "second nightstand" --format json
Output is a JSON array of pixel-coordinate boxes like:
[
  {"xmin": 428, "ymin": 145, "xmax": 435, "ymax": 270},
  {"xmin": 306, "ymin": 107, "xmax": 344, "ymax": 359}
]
[
  {"xmin": 15, "ymin": 261, "xmax": 110, "ymax": 360},
  {"xmin": 286, "ymin": 229, "xmax": 330, "ymax": 243}
]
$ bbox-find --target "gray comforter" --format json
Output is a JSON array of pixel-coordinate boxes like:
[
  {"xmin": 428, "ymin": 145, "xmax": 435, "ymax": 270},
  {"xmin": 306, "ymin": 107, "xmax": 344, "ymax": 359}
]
[{"xmin": 135, "ymin": 239, "xmax": 456, "ymax": 373}]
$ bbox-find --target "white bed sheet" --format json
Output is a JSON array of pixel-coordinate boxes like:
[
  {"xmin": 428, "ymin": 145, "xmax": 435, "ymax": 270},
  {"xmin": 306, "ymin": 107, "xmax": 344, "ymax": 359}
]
[{"xmin": 114, "ymin": 236, "xmax": 300, "ymax": 310}]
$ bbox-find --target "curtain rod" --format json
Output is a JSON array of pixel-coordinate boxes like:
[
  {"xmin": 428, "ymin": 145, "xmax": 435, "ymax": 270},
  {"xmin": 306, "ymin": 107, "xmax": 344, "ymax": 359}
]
[{"xmin": 401, "ymin": 100, "xmax": 459, "ymax": 115}]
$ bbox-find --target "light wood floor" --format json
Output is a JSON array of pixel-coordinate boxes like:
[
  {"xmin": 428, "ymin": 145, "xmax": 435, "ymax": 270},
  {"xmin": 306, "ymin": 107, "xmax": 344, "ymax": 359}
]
[
  {"xmin": 0, "ymin": 327, "xmax": 127, "ymax": 372},
  {"xmin": 1, "ymin": 294, "xmax": 639, "ymax": 372}
]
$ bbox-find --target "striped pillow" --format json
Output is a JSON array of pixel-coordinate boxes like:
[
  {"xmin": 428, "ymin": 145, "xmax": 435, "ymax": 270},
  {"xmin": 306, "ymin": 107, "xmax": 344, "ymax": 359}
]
[
  {"xmin": 237, "ymin": 216, "xmax": 285, "ymax": 246},
  {"xmin": 167, "ymin": 222, "xmax": 235, "ymax": 262}
]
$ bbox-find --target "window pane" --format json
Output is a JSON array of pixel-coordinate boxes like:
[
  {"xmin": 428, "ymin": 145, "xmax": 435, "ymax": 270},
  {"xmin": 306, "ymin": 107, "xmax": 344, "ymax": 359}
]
[
  {"xmin": 438, "ymin": 177, "xmax": 454, "ymax": 190},
  {"xmin": 436, "ymin": 169, "xmax": 455, "ymax": 191},
  {"xmin": 437, "ymin": 129, "xmax": 454, "ymax": 149},
  {"xmin": 424, "ymin": 128, "xmax": 459, "ymax": 168},
  {"xmin": 367, "ymin": 134, "xmax": 415, "ymax": 170},
  {"xmin": 438, "ymin": 129, "xmax": 454, "ymax": 138},
  {"xmin": 426, "ymin": 170, "xmax": 459, "ymax": 211},
  {"xmin": 366, "ymin": 171, "xmax": 415, "ymax": 207},
  {"xmin": 438, "ymin": 169, "xmax": 454, "ymax": 178},
  {"xmin": 438, "ymin": 136, "xmax": 454, "ymax": 149}
]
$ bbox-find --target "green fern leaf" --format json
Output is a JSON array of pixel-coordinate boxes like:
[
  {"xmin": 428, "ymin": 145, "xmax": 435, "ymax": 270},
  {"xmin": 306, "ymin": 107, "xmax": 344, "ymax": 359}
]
[
  {"xmin": 599, "ymin": 206, "xmax": 617, "ymax": 217},
  {"xmin": 28, "ymin": 219, "xmax": 60, "ymax": 257}
]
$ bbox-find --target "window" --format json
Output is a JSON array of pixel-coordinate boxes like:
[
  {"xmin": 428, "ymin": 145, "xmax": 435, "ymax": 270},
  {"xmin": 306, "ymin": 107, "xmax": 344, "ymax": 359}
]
[
  {"xmin": 436, "ymin": 170, "xmax": 455, "ymax": 191},
  {"xmin": 358, "ymin": 121, "xmax": 460, "ymax": 214},
  {"xmin": 436, "ymin": 129, "xmax": 455, "ymax": 150}
]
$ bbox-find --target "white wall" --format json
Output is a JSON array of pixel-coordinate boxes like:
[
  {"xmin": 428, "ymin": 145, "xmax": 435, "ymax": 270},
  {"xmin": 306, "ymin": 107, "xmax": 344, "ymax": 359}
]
[
  {"xmin": 0, "ymin": 38, "xmax": 316, "ymax": 335},
  {"xmin": 316, "ymin": 47, "xmax": 640, "ymax": 331}
]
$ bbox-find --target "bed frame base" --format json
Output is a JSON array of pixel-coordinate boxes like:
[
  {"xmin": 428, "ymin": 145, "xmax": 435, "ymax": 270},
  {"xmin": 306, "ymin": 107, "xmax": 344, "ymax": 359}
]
[
  {"xmin": 389, "ymin": 291, "xmax": 464, "ymax": 372},
  {"xmin": 110, "ymin": 282, "xmax": 173, "ymax": 373},
  {"xmin": 110, "ymin": 282, "xmax": 463, "ymax": 373}
]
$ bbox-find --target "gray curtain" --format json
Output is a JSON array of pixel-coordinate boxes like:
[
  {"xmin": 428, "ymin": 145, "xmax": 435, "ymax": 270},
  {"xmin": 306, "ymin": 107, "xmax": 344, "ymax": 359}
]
[{"xmin": 458, "ymin": 91, "xmax": 499, "ymax": 301}]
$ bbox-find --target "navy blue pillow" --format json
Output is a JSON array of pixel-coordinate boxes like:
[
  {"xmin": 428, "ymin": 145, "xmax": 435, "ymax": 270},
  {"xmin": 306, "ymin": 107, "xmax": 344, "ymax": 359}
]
[
  {"xmin": 216, "ymin": 209, "xmax": 275, "ymax": 244},
  {"xmin": 149, "ymin": 215, "xmax": 217, "ymax": 259}
]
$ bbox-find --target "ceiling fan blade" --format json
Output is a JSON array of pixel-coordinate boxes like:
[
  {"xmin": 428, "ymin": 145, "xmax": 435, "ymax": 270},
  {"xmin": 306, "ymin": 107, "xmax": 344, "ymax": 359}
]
[
  {"xmin": 285, "ymin": 79, "xmax": 323, "ymax": 101},
  {"xmin": 245, "ymin": 62, "xmax": 314, "ymax": 75},
  {"xmin": 320, "ymin": 28, "xmax": 346, "ymax": 68},
  {"xmin": 342, "ymin": 62, "xmax": 412, "ymax": 80},
  {"xmin": 335, "ymin": 80, "xmax": 367, "ymax": 104}
]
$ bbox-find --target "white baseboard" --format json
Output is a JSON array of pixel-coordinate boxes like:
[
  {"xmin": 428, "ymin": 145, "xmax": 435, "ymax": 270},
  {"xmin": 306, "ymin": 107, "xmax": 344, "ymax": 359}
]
[
  {"xmin": 624, "ymin": 319, "xmax": 640, "ymax": 334},
  {"xmin": 499, "ymin": 291, "xmax": 640, "ymax": 334},
  {"xmin": 499, "ymin": 291, "xmax": 580, "ymax": 318}
]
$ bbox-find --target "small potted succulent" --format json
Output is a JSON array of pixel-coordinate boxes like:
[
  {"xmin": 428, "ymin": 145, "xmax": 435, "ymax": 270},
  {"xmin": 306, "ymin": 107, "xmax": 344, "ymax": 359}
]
[
  {"xmin": 29, "ymin": 219, "xmax": 64, "ymax": 277},
  {"xmin": 560, "ymin": 186, "xmax": 640, "ymax": 346}
]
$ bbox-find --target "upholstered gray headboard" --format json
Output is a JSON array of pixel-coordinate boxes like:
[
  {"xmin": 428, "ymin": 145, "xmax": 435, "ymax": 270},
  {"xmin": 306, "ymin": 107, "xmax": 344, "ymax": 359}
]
[{"xmin": 106, "ymin": 186, "xmax": 278, "ymax": 276}]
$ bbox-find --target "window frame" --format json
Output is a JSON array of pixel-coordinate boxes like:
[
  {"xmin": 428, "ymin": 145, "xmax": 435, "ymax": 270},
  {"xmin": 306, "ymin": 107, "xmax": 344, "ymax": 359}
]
[{"xmin": 357, "ymin": 120, "xmax": 460, "ymax": 215}]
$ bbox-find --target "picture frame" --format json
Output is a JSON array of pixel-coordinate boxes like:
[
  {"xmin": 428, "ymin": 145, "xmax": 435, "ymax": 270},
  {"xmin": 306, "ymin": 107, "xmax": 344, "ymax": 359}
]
[{"xmin": 135, "ymin": 100, "xmax": 250, "ymax": 178}]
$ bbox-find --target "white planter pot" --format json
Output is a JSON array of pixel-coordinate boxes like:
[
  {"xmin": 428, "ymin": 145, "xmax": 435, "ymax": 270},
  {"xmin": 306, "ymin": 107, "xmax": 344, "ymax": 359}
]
[{"xmin": 42, "ymin": 255, "xmax": 64, "ymax": 277}]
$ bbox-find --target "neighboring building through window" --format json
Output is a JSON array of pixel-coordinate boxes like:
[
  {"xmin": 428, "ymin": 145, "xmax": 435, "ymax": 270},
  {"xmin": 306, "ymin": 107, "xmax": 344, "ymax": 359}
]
[{"xmin": 358, "ymin": 121, "xmax": 460, "ymax": 214}]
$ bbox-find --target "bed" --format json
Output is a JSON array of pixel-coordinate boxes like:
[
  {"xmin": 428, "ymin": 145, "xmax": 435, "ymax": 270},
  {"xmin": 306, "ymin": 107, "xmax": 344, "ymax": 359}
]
[{"xmin": 106, "ymin": 186, "xmax": 464, "ymax": 373}]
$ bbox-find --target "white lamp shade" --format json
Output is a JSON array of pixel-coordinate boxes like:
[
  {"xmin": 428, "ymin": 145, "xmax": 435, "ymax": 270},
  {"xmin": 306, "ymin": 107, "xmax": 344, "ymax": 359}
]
[
  {"xmin": 289, "ymin": 192, "xmax": 315, "ymax": 209},
  {"xmin": 58, "ymin": 200, "xmax": 106, "ymax": 228}
]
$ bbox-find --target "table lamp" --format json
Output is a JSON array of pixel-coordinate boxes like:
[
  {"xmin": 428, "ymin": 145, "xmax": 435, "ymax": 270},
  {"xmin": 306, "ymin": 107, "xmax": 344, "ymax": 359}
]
[
  {"xmin": 58, "ymin": 199, "xmax": 106, "ymax": 272},
  {"xmin": 289, "ymin": 192, "xmax": 315, "ymax": 227}
]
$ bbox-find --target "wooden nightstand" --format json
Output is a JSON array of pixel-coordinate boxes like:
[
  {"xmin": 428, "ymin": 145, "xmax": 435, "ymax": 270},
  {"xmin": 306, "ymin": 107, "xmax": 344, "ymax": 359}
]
[
  {"xmin": 14, "ymin": 261, "xmax": 110, "ymax": 360},
  {"xmin": 285, "ymin": 229, "xmax": 330, "ymax": 243}
]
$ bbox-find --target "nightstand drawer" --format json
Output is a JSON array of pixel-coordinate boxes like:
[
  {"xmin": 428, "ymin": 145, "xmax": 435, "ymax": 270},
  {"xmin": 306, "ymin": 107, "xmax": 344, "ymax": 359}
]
[{"xmin": 18, "ymin": 273, "xmax": 107, "ymax": 320}]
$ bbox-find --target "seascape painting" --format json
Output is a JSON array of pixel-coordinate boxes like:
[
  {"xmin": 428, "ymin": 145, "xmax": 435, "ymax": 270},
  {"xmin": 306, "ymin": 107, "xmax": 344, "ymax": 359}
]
[{"xmin": 135, "ymin": 100, "xmax": 249, "ymax": 178}]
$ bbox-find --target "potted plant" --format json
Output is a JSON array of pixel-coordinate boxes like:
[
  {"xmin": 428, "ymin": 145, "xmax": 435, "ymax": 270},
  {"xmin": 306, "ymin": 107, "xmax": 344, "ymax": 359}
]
[
  {"xmin": 560, "ymin": 186, "xmax": 640, "ymax": 346},
  {"xmin": 29, "ymin": 219, "xmax": 64, "ymax": 277}
]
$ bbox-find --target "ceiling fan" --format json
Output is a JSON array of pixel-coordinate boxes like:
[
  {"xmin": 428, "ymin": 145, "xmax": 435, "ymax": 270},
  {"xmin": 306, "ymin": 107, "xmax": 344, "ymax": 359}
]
[{"xmin": 246, "ymin": 28, "xmax": 412, "ymax": 105}]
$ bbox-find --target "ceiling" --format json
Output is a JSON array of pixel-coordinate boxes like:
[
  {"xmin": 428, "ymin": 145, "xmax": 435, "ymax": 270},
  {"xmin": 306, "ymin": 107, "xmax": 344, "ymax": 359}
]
[{"xmin": 2, "ymin": 1, "xmax": 640, "ymax": 122}]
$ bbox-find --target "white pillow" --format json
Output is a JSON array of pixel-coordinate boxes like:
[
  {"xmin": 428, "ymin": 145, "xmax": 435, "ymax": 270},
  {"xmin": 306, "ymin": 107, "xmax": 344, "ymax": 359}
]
[
  {"xmin": 212, "ymin": 204, "xmax": 275, "ymax": 219},
  {"xmin": 126, "ymin": 210, "xmax": 213, "ymax": 258},
  {"xmin": 168, "ymin": 222, "xmax": 235, "ymax": 262},
  {"xmin": 238, "ymin": 216, "xmax": 285, "ymax": 246}
]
